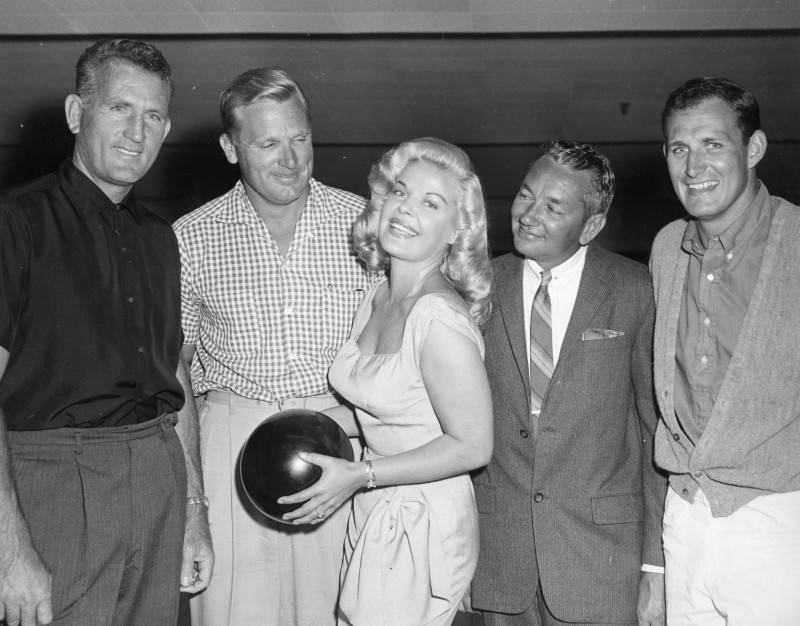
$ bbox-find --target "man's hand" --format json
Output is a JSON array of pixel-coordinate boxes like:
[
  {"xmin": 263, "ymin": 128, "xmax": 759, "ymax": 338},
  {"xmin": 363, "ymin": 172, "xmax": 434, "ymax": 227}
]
[
  {"xmin": 0, "ymin": 528, "xmax": 52, "ymax": 626},
  {"xmin": 179, "ymin": 507, "xmax": 214, "ymax": 594},
  {"xmin": 637, "ymin": 570, "xmax": 665, "ymax": 626}
]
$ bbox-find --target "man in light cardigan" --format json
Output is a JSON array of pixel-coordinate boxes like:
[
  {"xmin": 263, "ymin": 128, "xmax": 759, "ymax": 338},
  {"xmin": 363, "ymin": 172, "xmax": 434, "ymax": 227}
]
[{"xmin": 651, "ymin": 76, "xmax": 800, "ymax": 623}]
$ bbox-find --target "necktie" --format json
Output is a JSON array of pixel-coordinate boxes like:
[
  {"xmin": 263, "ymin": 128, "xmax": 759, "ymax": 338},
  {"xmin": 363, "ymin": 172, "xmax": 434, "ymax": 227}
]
[{"xmin": 529, "ymin": 270, "xmax": 553, "ymax": 432}]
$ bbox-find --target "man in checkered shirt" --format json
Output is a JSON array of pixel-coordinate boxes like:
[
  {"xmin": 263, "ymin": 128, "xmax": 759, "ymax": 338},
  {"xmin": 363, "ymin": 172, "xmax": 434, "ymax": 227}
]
[{"xmin": 173, "ymin": 67, "xmax": 373, "ymax": 626}]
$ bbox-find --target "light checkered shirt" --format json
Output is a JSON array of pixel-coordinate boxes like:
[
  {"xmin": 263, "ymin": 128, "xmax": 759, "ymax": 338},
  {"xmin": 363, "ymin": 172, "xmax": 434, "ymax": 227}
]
[{"xmin": 173, "ymin": 178, "xmax": 374, "ymax": 401}]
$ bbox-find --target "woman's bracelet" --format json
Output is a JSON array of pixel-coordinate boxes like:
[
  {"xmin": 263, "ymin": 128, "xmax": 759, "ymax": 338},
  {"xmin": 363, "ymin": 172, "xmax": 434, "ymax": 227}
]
[{"xmin": 363, "ymin": 460, "xmax": 377, "ymax": 489}]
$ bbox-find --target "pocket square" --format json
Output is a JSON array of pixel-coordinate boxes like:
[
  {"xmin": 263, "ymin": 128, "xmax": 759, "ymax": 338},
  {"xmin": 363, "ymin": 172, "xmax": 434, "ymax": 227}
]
[{"xmin": 581, "ymin": 328, "xmax": 625, "ymax": 340}]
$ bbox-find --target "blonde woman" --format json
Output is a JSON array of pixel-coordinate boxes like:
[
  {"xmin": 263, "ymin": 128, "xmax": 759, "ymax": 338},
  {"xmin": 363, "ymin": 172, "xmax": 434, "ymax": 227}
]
[{"xmin": 280, "ymin": 137, "xmax": 494, "ymax": 625}]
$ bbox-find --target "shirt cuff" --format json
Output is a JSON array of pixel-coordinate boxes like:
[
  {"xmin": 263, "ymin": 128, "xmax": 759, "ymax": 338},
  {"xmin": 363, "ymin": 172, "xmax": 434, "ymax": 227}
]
[{"xmin": 641, "ymin": 564, "xmax": 665, "ymax": 574}]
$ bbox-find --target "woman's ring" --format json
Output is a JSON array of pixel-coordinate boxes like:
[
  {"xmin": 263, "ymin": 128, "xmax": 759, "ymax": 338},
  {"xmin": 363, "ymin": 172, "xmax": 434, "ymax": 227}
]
[{"xmin": 315, "ymin": 510, "xmax": 325, "ymax": 519}]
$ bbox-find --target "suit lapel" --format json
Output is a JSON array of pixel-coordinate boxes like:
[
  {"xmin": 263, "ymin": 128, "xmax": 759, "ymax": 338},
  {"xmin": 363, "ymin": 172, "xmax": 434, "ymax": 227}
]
[
  {"xmin": 495, "ymin": 256, "xmax": 530, "ymax": 395},
  {"xmin": 555, "ymin": 245, "xmax": 612, "ymax": 371}
]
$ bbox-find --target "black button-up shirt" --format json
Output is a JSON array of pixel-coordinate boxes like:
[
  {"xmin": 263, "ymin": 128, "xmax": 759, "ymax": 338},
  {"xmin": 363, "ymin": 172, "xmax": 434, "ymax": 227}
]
[{"xmin": 0, "ymin": 160, "xmax": 184, "ymax": 429}]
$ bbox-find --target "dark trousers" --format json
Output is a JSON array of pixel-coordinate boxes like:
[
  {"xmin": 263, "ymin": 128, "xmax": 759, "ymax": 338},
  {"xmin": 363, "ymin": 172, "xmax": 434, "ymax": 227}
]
[{"xmin": 8, "ymin": 414, "xmax": 187, "ymax": 625}]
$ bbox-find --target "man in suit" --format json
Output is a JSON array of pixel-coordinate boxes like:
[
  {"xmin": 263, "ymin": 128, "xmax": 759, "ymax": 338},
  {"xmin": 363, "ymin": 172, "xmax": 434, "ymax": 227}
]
[
  {"xmin": 651, "ymin": 77, "xmax": 800, "ymax": 622},
  {"xmin": 471, "ymin": 140, "xmax": 667, "ymax": 625}
]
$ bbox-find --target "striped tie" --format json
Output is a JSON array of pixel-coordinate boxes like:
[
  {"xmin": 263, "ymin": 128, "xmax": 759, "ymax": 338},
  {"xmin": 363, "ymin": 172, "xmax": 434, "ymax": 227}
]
[{"xmin": 529, "ymin": 270, "xmax": 553, "ymax": 433}]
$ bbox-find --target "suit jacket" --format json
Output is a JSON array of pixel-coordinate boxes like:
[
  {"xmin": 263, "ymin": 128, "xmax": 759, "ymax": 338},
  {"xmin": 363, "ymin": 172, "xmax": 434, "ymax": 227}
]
[
  {"xmin": 651, "ymin": 192, "xmax": 800, "ymax": 517},
  {"xmin": 471, "ymin": 245, "xmax": 666, "ymax": 623}
]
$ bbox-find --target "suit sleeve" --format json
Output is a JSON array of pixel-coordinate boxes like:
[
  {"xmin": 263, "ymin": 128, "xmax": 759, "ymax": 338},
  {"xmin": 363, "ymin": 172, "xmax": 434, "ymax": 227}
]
[{"xmin": 632, "ymin": 287, "xmax": 668, "ymax": 568}]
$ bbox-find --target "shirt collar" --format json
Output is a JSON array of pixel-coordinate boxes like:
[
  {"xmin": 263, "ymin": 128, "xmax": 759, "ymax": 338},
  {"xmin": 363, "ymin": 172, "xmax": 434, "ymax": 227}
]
[
  {"xmin": 215, "ymin": 178, "xmax": 328, "ymax": 228},
  {"xmin": 215, "ymin": 180, "xmax": 262, "ymax": 225},
  {"xmin": 525, "ymin": 245, "xmax": 587, "ymax": 283},
  {"xmin": 681, "ymin": 182, "xmax": 770, "ymax": 257},
  {"xmin": 58, "ymin": 159, "xmax": 141, "ymax": 222}
]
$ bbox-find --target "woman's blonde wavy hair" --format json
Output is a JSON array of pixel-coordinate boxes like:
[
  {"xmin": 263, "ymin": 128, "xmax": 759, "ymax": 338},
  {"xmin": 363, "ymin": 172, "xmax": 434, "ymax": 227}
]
[{"xmin": 353, "ymin": 137, "xmax": 493, "ymax": 328}]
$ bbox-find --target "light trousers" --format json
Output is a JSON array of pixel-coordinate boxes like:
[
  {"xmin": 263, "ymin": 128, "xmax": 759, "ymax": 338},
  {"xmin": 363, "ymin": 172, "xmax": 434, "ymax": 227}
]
[
  {"xmin": 663, "ymin": 486, "xmax": 800, "ymax": 625},
  {"xmin": 190, "ymin": 391, "xmax": 359, "ymax": 626}
]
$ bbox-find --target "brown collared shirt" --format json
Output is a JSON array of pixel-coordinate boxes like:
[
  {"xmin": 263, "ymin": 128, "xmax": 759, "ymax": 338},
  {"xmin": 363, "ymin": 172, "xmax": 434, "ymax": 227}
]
[{"xmin": 674, "ymin": 183, "xmax": 774, "ymax": 443}]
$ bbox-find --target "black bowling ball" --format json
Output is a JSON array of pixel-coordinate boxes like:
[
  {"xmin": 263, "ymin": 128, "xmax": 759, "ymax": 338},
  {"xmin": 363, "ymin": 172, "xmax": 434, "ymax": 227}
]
[{"xmin": 238, "ymin": 408, "xmax": 353, "ymax": 524}]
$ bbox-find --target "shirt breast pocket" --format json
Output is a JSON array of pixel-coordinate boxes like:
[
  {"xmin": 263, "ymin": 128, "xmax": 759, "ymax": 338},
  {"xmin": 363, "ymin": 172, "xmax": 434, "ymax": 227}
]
[{"xmin": 320, "ymin": 275, "xmax": 367, "ymax": 355}]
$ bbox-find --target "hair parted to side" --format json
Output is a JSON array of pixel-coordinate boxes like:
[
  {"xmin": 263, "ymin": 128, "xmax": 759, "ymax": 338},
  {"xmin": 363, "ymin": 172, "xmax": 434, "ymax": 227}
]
[
  {"xmin": 661, "ymin": 76, "xmax": 761, "ymax": 143},
  {"xmin": 540, "ymin": 140, "xmax": 615, "ymax": 219},
  {"xmin": 353, "ymin": 137, "xmax": 493, "ymax": 328},
  {"xmin": 76, "ymin": 39, "xmax": 174, "ymax": 101},
  {"xmin": 219, "ymin": 67, "xmax": 310, "ymax": 136}
]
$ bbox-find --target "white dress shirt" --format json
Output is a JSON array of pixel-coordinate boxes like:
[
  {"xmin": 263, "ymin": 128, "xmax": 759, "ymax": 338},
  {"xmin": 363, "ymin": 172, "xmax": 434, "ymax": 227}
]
[{"xmin": 523, "ymin": 246, "xmax": 586, "ymax": 366}]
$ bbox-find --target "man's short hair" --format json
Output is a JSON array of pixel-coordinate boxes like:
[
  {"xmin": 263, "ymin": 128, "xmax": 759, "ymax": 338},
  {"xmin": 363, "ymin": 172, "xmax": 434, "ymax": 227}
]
[
  {"xmin": 661, "ymin": 76, "xmax": 761, "ymax": 143},
  {"xmin": 538, "ymin": 140, "xmax": 616, "ymax": 218},
  {"xmin": 219, "ymin": 67, "xmax": 310, "ymax": 137},
  {"xmin": 76, "ymin": 38, "xmax": 174, "ymax": 101}
]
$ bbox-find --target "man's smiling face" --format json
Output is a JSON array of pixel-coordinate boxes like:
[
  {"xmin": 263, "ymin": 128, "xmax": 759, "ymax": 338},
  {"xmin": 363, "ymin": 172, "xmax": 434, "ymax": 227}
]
[{"xmin": 664, "ymin": 96, "xmax": 764, "ymax": 236}]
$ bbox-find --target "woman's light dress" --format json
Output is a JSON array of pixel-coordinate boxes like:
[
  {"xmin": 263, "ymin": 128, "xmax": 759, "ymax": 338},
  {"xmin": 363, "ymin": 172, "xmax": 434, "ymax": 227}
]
[{"xmin": 329, "ymin": 278, "xmax": 483, "ymax": 626}]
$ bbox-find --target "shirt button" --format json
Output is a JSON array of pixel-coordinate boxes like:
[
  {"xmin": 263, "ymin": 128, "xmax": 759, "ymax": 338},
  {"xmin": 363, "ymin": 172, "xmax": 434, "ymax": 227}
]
[
  {"xmin": 662, "ymin": 390, "xmax": 669, "ymax": 399},
  {"xmin": 703, "ymin": 317, "xmax": 711, "ymax": 326},
  {"xmin": 519, "ymin": 429, "xmax": 529, "ymax": 439},
  {"xmin": 121, "ymin": 246, "xmax": 127, "ymax": 253},
  {"xmin": 672, "ymin": 432, "xmax": 680, "ymax": 441},
  {"xmin": 706, "ymin": 273, "xmax": 714, "ymax": 282},
  {"xmin": 284, "ymin": 306, "xmax": 294, "ymax": 316},
  {"xmin": 137, "ymin": 346, "xmax": 144, "ymax": 353},
  {"xmin": 700, "ymin": 355, "xmax": 708, "ymax": 365},
  {"xmin": 127, "ymin": 296, "xmax": 134, "ymax": 304},
  {"xmin": 693, "ymin": 471, "xmax": 704, "ymax": 478},
  {"xmin": 287, "ymin": 352, "xmax": 298, "ymax": 360},
  {"xmin": 726, "ymin": 252, "xmax": 733, "ymax": 261},
  {"xmin": 533, "ymin": 493, "xmax": 544, "ymax": 503},
  {"xmin": 682, "ymin": 488, "xmax": 690, "ymax": 496}
]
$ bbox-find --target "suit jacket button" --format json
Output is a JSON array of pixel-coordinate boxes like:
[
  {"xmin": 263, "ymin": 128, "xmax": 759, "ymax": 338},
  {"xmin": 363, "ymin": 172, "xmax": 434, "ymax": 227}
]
[
  {"xmin": 533, "ymin": 492, "xmax": 544, "ymax": 503},
  {"xmin": 672, "ymin": 432, "xmax": 680, "ymax": 441},
  {"xmin": 519, "ymin": 429, "xmax": 529, "ymax": 439}
]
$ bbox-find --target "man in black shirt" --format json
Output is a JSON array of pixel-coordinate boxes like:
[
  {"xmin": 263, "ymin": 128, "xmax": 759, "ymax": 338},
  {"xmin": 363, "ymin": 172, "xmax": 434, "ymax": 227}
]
[{"xmin": 0, "ymin": 39, "xmax": 213, "ymax": 625}]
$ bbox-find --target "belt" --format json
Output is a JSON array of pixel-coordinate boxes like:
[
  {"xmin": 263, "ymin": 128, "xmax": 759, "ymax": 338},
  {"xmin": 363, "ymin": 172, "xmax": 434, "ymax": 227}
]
[
  {"xmin": 7, "ymin": 412, "xmax": 178, "ymax": 449},
  {"xmin": 205, "ymin": 390, "xmax": 338, "ymax": 412}
]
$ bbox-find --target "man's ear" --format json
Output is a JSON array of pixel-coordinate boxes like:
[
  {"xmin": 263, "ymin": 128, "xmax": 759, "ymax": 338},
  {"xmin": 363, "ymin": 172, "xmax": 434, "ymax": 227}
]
[
  {"xmin": 747, "ymin": 129, "xmax": 767, "ymax": 169},
  {"xmin": 219, "ymin": 133, "xmax": 239, "ymax": 165},
  {"xmin": 579, "ymin": 213, "xmax": 606, "ymax": 246},
  {"xmin": 65, "ymin": 94, "xmax": 83, "ymax": 135},
  {"xmin": 161, "ymin": 117, "xmax": 172, "ymax": 143}
]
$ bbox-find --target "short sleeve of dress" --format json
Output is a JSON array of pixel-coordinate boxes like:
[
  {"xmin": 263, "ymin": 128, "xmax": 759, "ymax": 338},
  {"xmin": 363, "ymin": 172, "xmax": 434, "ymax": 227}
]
[{"xmin": 404, "ymin": 294, "xmax": 484, "ymax": 369}]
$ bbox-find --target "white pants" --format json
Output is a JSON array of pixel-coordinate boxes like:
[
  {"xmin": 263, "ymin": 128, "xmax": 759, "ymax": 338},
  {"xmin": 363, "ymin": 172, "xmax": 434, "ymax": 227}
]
[
  {"xmin": 663, "ymin": 486, "xmax": 800, "ymax": 625},
  {"xmin": 190, "ymin": 391, "xmax": 360, "ymax": 626}
]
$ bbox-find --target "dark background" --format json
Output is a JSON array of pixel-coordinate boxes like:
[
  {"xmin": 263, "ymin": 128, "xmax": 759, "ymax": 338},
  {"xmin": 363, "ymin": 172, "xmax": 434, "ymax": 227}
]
[{"xmin": 2, "ymin": 2, "xmax": 799, "ymax": 261}]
